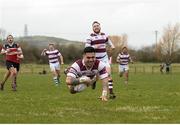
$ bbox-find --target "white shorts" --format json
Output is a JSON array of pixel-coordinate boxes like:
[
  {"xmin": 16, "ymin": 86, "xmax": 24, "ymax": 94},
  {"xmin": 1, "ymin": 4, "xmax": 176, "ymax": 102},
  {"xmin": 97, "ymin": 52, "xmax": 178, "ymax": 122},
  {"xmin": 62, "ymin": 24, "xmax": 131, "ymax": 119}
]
[
  {"xmin": 119, "ymin": 65, "xmax": 129, "ymax": 73},
  {"xmin": 97, "ymin": 55, "xmax": 110, "ymax": 68},
  {"xmin": 49, "ymin": 62, "xmax": 60, "ymax": 71}
]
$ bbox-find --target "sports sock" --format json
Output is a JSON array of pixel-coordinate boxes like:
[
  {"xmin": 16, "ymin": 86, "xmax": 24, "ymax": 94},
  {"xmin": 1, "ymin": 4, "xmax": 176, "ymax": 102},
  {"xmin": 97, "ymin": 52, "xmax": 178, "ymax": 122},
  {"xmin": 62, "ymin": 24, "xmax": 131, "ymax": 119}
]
[{"xmin": 108, "ymin": 79, "xmax": 114, "ymax": 94}]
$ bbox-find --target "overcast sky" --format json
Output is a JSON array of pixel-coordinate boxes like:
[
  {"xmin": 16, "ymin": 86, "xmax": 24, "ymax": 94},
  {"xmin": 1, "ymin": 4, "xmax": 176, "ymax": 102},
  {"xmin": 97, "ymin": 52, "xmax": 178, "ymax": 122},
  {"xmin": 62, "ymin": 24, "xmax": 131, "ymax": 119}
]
[{"xmin": 0, "ymin": 0, "xmax": 180, "ymax": 48}]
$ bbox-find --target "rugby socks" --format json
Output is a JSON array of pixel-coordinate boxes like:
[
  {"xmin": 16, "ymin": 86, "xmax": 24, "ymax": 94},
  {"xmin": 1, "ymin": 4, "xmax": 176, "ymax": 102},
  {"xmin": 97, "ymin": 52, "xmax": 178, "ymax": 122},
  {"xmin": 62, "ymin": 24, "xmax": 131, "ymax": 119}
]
[
  {"xmin": 108, "ymin": 79, "xmax": 114, "ymax": 94},
  {"xmin": 57, "ymin": 75, "xmax": 60, "ymax": 84},
  {"xmin": 53, "ymin": 77, "xmax": 59, "ymax": 85},
  {"xmin": 14, "ymin": 77, "xmax": 17, "ymax": 86},
  {"xmin": 12, "ymin": 76, "xmax": 17, "ymax": 91}
]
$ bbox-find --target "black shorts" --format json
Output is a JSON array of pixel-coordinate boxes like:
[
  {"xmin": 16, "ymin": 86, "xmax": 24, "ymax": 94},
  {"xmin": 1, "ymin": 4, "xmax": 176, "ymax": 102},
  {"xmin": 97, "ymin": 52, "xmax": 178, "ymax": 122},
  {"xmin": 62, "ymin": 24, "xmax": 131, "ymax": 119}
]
[{"xmin": 6, "ymin": 61, "xmax": 20, "ymax": 72}]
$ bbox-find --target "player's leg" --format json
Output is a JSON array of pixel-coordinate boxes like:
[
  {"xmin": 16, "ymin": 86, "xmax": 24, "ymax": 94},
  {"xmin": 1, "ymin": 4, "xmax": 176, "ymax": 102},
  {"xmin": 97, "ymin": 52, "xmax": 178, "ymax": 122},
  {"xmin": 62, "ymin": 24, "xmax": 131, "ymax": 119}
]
[
  {"xmin": 55, "ymin": 63, "xmax": 61, "ymax": 84},
  {"xmin": 0, "ymin": 61, "xmax": 17, "ymax": 91},
  {"xmin": 124, "ymin": 65, "xmax": 129, "ymax": 85},
  {"xmin": 106, "ymin": 65, "xmax": 116, "ymax": 99},
  {"xmin": 0, "ymin": 71, "xmax": 10, "ymax": 90},
  {"xmin": 124, "ymin": 71, "xmax": 129, "ymax": 84},
  {"xmin": 119, "ymin": 65, "xmax": 124, "ymax": 77},
  {"xmin": 50, "ymin": 63, "xmax": 59, "ymax": 86},
  {"xmin": 12, "ymin": 63, "xmax": 20, "ymax": 89},
  {"xmin": 9, "ymin": 67, "xmax": 18, "ymax": 91}
]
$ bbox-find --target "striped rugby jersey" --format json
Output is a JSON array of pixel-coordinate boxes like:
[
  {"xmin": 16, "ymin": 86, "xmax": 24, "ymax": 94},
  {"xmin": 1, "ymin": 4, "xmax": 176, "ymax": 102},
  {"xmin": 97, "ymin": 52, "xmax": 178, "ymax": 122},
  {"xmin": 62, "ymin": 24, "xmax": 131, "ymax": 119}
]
[
  {"xmin": 45, "ymin": 49, "xmax": 61, "ymax": 63},
  {"xmin": 1, "ymin": 42, "xmax": 22, "ymax": 64},
  {"xmin": 117, "ymin": 52, "xmax": 131, "ymax": 65},
  {"xmin": 85, "ymin": 33, "xmax": 114, "ymax": 59},
  {"xmin": 67, "ymin": 59, "xmax": 108, "ymax": 80}
]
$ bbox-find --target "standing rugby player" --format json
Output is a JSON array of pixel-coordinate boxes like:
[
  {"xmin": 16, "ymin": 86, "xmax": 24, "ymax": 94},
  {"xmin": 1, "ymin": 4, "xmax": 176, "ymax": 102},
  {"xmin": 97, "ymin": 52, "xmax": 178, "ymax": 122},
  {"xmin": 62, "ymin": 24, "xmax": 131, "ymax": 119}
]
[
  {"xmin": 41, "ymin": 43, "xmax": 64, "ymax": 86},
  {"xmin": 116, "ymin": 47, "xmax": 133, "ymax": 85},
  {"xmin": 85, "ymin": 21, "xmax": 116, "ymax": 99},
  {"xmin": 0, "ymin": 35, "xmax": 24, "ymax": 91}
]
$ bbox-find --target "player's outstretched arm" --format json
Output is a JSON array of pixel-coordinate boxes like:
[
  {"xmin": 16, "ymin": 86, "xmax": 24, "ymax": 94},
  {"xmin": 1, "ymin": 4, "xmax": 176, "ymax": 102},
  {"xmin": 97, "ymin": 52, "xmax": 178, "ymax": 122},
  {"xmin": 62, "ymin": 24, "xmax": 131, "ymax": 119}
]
[
  {"xmin": 60, "ymin": 55, "xmax": 64, "ymax": 64},
  {"xmin": 41, "ymin": 49, "xmax": 47, "ymax": 56},
  {"xmin": 129, "ymin": 56, "xmax": 134, "ymax": 64},
  {"xmin": 66, "ymin": 76, "xmax": 92, "ymax": 86}
]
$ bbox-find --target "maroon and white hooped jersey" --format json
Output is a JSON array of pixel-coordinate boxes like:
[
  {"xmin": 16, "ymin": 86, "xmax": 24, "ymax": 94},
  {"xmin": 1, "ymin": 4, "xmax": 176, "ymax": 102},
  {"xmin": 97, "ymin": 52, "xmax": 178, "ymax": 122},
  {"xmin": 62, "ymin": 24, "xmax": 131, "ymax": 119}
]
[
  {"xmin": 67, "ymin": 59, "xmax": 108, "ymax": 80},
  {"xmin": 85, "ymin": 33, "xmax": 114, "ymax": 60},
  {"xmin": 117, "ymin": 52, "xmax": 131, "ymax": 65},
  {"xmin": 45, "ymin": 49, "xmax": 61, "ymax": 63}
]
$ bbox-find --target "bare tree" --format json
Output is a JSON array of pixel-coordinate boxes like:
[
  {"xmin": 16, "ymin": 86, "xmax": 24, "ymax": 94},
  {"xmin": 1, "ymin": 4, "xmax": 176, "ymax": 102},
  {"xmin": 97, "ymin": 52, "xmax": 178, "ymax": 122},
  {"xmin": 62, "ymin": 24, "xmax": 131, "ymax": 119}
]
[
  {"xmin": 107, "ymin": 34, "xmax": 128, "ymax": 63},
  {"xmin": 0, "ymin": 28, "xmax": 6, "ymax": 40},
  {"xmin": 109, "ymin": 34, "xmax": 128, "ymax": 48},
  {"xmin": 157, "ymin": 23, "xmax": 180, "ymax": 62}
]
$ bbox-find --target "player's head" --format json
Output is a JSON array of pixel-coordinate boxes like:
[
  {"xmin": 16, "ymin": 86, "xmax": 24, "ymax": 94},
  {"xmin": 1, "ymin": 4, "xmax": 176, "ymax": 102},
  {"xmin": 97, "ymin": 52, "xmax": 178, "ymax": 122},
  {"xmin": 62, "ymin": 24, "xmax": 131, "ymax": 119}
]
[
  {"xmin": 48, "ymin": 43, "xmax": 55, "ymax": 51},
  {"xmin": 83, "ymin": 47, "xmax": 96, "ymax": 67},
  {"xmin": 92, "ymin": 21, "xmax": 101, "ymax": 34},
  {"xmin": 6, "ymin": 35, "xmax": 14, "ymax": 43},
  {"xmin": 122, "ymin": 46, "xmax": 128, "ymax": 53}
]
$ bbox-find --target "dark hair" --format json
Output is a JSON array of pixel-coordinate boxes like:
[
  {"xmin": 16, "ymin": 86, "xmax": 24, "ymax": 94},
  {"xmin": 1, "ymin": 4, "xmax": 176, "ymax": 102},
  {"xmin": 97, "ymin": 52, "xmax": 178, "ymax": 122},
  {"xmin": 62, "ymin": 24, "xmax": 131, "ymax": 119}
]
[
  {"xmin": 83, "ymin": 47, "xmax": 95, "ymax": 54},
  {"xmin": 92, "ymin": 21, "xmax": 100, "ymax": 26},
  {"xmin": 122, "ymin": 46, "xmax": 127, "ymax": 50},
  {"xmin": 6, "ymin": 35, "xmax": 13, "ymax": 39}
]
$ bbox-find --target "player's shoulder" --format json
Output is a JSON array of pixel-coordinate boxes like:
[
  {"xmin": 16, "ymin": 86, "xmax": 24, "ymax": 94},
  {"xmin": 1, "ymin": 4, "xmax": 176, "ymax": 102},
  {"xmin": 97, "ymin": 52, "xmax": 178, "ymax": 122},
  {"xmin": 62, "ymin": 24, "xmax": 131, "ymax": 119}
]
[
  {"xmin": 3, "ymin": 43, "xmax": 8, "ymax": 47},
  {"xmin": 90, "ymin": 33, "xmax": 97, "ymax": 37},
  {"xmin": 74, "ymin": 59, "xmax": 83, "ymax": 66},
  {"xmin": 100, "ymin": 32, "xmax": 106, "ymax": 35},
  {"xmin": 13, "ymin": 42, "xmax": 20, "ymax": 48},
  {"xmin": 54, "ymin": 49, "xmax": 59, "ymax": 52}
]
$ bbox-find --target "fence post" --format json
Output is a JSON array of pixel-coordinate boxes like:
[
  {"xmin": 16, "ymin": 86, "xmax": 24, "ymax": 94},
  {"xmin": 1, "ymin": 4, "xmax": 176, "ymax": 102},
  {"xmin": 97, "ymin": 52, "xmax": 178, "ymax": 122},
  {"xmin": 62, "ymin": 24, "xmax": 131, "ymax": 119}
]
[
  {"xmin": 31, "ymin": 65, "xmax": 34, "ymax": 74},
  {"xmin": 143, "ymin": 66, "xmax": 145, "ymax": 73}
]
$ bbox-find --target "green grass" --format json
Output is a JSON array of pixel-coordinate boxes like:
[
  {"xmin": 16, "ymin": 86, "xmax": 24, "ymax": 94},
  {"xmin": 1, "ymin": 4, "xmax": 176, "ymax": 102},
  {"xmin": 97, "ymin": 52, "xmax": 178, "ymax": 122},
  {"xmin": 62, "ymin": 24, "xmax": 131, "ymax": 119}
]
[{"xmin": 0, "ymin": 64, "xmax": 180, "ymax": 123}]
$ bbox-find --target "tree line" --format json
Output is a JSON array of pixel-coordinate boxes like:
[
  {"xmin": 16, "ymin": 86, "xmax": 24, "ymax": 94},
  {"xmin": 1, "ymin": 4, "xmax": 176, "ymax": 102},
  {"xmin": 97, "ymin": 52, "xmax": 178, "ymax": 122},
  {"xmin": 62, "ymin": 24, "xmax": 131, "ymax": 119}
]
[{"xmin": 0, "ymin": 23, "xmax": 180, "ymax": 64}]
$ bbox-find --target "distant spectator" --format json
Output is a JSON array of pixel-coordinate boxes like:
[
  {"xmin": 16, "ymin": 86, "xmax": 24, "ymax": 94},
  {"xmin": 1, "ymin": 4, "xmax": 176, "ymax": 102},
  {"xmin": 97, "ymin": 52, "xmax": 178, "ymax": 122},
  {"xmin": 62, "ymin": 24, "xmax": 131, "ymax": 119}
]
[
  {"xmin": 39, "ymin": 68, "xmax": 47, "ymax": 75},
  {"xmin": 160, "ymin": 63, "xmax": 165, "ymax": 74},
  {"xmin": 165, "ymin": 62, "xmax": 171, "ymax": 74}
]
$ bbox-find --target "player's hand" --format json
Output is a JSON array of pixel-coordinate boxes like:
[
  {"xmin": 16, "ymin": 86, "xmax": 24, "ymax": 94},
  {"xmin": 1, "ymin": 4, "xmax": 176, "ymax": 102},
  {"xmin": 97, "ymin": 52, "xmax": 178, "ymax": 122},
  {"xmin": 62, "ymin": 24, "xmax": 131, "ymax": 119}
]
[
  {"xmin": 43, "ymin": 48, "xmax": 47, "ymax": 51},
  {"xmin": 79, "ymin": 76, "xmax": 91, "ymax": 85},
  {"xmin": 6, "ymin": 49, "xmax": 10, "ymax": 53},
  {"xmin": 90, "ymin": 75, "xmax": 97, "ymax": 85},
  {"xmin": 17, "ymin": 54, "xmax": 24, "ymax": 59}
]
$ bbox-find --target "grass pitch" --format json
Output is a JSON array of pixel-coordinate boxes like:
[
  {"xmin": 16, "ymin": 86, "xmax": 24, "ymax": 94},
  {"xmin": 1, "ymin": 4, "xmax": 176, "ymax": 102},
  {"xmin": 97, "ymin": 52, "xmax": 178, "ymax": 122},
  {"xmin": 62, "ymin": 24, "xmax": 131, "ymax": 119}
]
[{"xmin": 0, "ymin": 64, "xmax": 180, "ymax": 123}]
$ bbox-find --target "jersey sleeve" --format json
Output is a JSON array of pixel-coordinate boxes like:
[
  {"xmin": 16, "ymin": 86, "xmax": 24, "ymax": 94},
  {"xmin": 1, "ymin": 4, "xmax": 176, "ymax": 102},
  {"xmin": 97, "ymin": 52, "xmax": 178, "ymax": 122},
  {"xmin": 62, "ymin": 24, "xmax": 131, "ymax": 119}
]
[
  {"xmin": 17, "ymin": 44, "xmax": 22, "ymax": 52},
  {"xmin": 66, "ymin": 62, "xmax": 80, "ymax": 78},
  {"xmin": 85, "ymin": 35, "xmax": 92, "ymax": 47},
  {"xmin": 106, "ymin": 35, "xmax": 115, "ymax": 48},
  {"xmin": 57, "ymin": 50, "xmax": 62, "ymax": 56},
  {"xmin": 1, "ymin": 44, "xmax": 6, "ymax": 53},
  {"xmin": 116, "ymin": 53, "xmax": 121, "ymax": 62}
]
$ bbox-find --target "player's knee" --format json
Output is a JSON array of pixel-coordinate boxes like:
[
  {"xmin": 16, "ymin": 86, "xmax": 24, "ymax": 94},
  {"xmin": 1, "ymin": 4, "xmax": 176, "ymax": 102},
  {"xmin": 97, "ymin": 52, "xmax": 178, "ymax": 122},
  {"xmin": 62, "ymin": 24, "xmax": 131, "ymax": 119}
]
[
  {"xmin": 108, "ymin": 78, "xmax": 113, "ymax": 82},
  {"xmin": 10, "ymin": 70, "xmax": 17, "ymax": 76}
]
